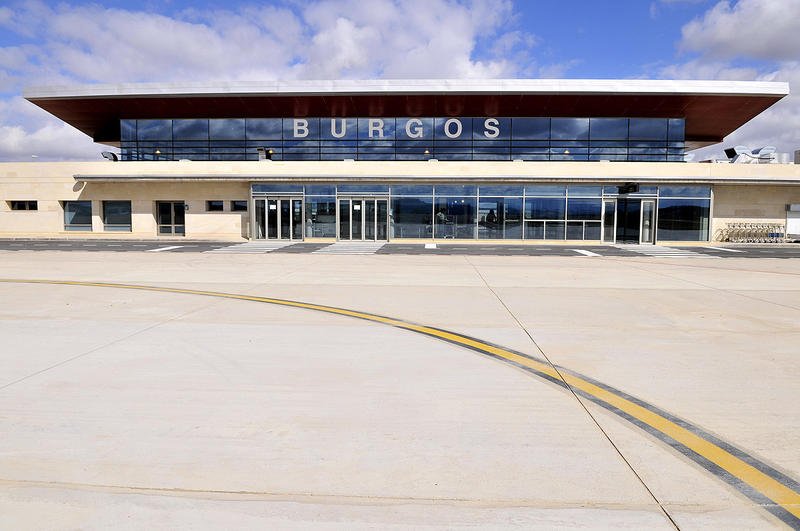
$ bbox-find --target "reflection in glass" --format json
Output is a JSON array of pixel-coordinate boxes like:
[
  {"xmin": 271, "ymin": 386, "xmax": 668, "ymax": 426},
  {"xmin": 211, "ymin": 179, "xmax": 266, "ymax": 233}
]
[
  {"xmin": 512, "ymin": 118, "xmax": 550, "ymax": 139},
  {"xmin": 525, "ymin": 197, "xmax": 566, "ymax": 219},
  {"xmin": 173, "ymin": 119, "xmax": 208, "ymax": 140},
  {"xmin": 137, "ymin": 119, "xmax": 172, "ymax": 141},
  {"xmin": 590, "ymin": 118, "xmax": 628, "ymax": 140},
  {"xmin": 551, "ymin": 118, "xmax": 589, "ymax": 140},
  {"xmin": 657, "ymin": 199, "xmax": 710, "ymax": 241},
  {"xmin": 658, "ymin": 186, "xmax": 711, "ymax": 198},
  {"xmin": 103, "ymin": 201, "xmax": 132, "ymax": 231},
  {"xmin": 434, "ymin": 197, "xmax": 476, "ymax": 239},
  {"xmin": 629, "ymin": 118, "xmax": 667, "ymax": 141},
  {"xmin": 306, "ymin": 196, "xmax": 336, "ymax": 237},
  {"xmin": 391, "ymin": 197, "xmax": 433, "ymax": 238},
  {"xmin": 246, "ymin": 119, "xmax": 282, "ymax": 139},
  {"xmin": 210, "ymin": 119, "xmax": 245, "ymax": 140},
  {"xmin": 64, "ymin": 201, "xmax": 92, "ymax": 231},
  {"xmin": 255, "ymin": 200, "xmax": 266, "ymax": 239},
  {"xmin": 567, "ymin": 198, "xmax": 602, "ymax": 220},
  {"xmin": 339, "ymin": 199, "xmax": 350, "ymax": 239}
]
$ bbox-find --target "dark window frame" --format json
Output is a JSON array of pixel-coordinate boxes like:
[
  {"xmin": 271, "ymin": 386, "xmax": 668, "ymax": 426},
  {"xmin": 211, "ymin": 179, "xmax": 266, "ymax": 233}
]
[
  {"xmin": 206, "ymin": 200, "xmax": 224, "ymax": 212},
  {"xmin": 9, "ymin": 200, "xmax": 38, "ymax": 211}
]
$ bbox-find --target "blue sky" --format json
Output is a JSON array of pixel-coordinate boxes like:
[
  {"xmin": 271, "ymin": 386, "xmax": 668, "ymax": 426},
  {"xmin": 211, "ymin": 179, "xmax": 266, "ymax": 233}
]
[{"xmin": 0, "ymin": 0, "xmax": 797, "ymax": 160}]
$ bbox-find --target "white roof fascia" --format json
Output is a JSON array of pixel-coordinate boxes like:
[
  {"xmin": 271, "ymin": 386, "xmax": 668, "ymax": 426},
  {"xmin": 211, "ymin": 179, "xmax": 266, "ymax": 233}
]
[{"xmin": 25, "ymin": 79, "xmax": 790, "ymax": 99}]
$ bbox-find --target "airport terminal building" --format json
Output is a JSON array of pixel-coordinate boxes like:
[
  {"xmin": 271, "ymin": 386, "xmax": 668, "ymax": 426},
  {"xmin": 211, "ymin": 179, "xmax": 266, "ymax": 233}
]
[{"xmin": 1, "ymin": 79, "xmax": 799, "ymax": 243}]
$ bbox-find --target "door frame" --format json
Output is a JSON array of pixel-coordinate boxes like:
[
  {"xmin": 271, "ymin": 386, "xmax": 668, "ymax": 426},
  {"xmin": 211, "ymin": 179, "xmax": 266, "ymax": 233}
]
[
  {"xmin": 337, "ymin": 197, "xmax": 389, "ymax": 241},
  {"xmin": 252, "ymin": 196, "xmax": 304, "ymax": 240},
  {"xmin": 602, "ymin": 198, "xmax": 616, "ymax": 243},
  {"xmin": 639, "ymin": 199, "xmax": 657, "ymax": 244},
  {"xmin": 156, "ymin": 201, "xmax": 186, "ymax": 236}
]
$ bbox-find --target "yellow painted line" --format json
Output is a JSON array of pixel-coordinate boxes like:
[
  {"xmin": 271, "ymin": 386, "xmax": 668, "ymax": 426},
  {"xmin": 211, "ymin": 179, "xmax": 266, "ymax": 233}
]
[{"xmin": 1, "ymin": 278, "xmax": 799, "ymax": 526}]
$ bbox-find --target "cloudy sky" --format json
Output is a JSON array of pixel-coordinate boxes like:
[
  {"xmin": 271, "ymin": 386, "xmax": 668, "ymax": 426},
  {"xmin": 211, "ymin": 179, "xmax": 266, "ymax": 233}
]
[{"xmin": 0, "ymin": 0, "xmax": 798, "ymax": 161}]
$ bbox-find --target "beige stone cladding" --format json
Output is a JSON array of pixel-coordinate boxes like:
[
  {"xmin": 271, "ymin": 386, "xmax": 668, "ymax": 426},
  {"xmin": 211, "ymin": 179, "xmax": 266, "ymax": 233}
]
[{"xmin": 2, "ymin": 160, "xmax": 800, "ymax": 241}]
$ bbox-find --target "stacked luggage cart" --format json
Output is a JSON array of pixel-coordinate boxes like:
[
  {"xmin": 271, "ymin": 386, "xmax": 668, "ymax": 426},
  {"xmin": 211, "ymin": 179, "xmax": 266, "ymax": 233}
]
[{"xmin": 718, "ymin": 222, "xmax": 786, "ymax": 243}]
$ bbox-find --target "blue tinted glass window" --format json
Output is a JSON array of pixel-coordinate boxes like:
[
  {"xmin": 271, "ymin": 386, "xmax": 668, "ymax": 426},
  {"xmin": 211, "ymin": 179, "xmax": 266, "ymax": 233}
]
[
  {"xmin": 512, "ymin": 118, "xmax": 550, "ymax": 140},
  {"xmin": 668, "ymin": 118, "xmax": 685, "ymax": 141},
  {"xmin": 357, "ymin": 118, "xmax": 396, "ymax": 140},
  {"xmin": 337, "ymin": 184, "xmax": 389, "ymax": 193},
  {"xmin": 251, "ymin": 184, "xmax": 303, "ymax": 193},
  {"xmin": 657, "ymin": 199, "xmax": 710, "ymax": 241},
  {"xmin": 210, "ymin": 119, "xmax": 245, "ymax": 140},
  {"xmin": 658, "ymin": 186, "xmax": 711, "ymax": 198},
  {"xmin": 473, "ymin": 118, "xmax": 510, "ymax": 140},
  {"xmin": 568, "ymin": 186, "xmax": 602, "ymax": 197},
  {"xmin": 525, "ymin": 197, "xmax": 565, "ymax": 219},
  {"xmin": 434, "ymin": 118, "xmax": 472, "ymax": 141},
  {"xmin": 246, "ymin": 119, "xmax": 282, "ymax": 139},
  {"xmin": 567, "ymin": 198, "xmax": 602, "ymax": 220},
  {"xmin": 321, "ymin": 118, "xmax": 357, "ymax": 140},
  {"xmin": 551, "ymin": 118, "xmax": 589, "ymax": 140},
  {"xmin": 590, "ymin": 118, "xmax": 628, "ymax": 140},
  {"xmin": 629, "ymin": 118, "xmax": 667, "ymax": 141},
  {"xmin": 120, "ymin": 120, "xmax": 136, "ymax": 141},
  {"xmin": 435, "ymin": 185, "xmax": 477, "ymax": 196},
  {"xmin": 397, "ymin": 118, "xmax": 433, "ymax": 140},
  {"xmin": 479, "ymin": 185, "xmax": 522, "ymax": 196},
  {"xmin": 283, "ymin": 118, "xmax": 319, "ymax": 140},
  {"xmin": 137, "ymin": 120, "xmax": 172, "ymax": 141},
  {"xmin": 173, "ymin": 119, "xmax": 208, "ymax": 140},
  {"xmin": 305, "ymin": 185, "xmax": 336, "ymax": 195},
  {"xmin": 525, "ymin": 185, "xmax": 566, "ymax": 196},
  {"xmin": 391, "ymin": 185, "xmax": 433, "ymax": 196}
]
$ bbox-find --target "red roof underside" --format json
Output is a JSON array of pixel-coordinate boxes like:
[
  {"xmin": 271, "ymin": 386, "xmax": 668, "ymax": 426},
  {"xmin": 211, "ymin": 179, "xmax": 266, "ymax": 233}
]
[{"xmin": 27, "ymin": 92, "xmax": 783, "ymax": 147}]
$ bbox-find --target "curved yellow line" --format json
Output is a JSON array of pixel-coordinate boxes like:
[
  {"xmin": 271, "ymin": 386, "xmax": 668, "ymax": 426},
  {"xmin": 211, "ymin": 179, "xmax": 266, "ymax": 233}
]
[{"xmin": 1, "ymin": 278, "xmax": 799, "ymax": 523}]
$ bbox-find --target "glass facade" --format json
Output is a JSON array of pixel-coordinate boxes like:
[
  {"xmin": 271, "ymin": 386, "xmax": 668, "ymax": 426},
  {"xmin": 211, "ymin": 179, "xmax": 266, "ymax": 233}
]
[
  {"xmin": 121, "ymin": 117, "xmax": 685, "ymax": 162},
  {"xmin": 251, "ymin": 183, "xmax": 711, "ymax": 241}
]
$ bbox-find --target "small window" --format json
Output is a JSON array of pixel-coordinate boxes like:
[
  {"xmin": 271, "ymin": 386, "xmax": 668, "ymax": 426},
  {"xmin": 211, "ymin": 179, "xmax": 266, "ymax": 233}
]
[
  {"xmin": 63, "ymin": 201, "xmax": 92, "ymax": 231},
  {"xmin": 103, "ymin": 200, "xmax": 132, "ymax": 231},
  {"xmin": 231, "ymin": 200, "xmax": 248, "ymax": 212},
  {"xmin": 206, "ymin": 200, "xmax": 224, "ymax": 212},
  {"xmin": 9, "ymin": 201, "xmax": 38, "ymax": 211}
]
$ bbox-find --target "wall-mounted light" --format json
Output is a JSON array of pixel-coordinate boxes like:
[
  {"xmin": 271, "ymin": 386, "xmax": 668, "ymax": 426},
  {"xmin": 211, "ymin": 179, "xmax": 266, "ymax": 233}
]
[{"xmin": 155, "ymin": 149, "xmax": 161, "ymax": 155}]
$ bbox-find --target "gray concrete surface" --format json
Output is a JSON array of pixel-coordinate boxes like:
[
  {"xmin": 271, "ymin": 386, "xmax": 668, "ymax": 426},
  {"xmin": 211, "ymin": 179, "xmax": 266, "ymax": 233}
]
[{"xmin": 0, "ymin": 251, "xmax": 798, "ymax": 529}]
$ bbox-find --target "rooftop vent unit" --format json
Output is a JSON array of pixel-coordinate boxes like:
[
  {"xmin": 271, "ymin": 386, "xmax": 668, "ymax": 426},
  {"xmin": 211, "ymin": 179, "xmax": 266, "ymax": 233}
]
[{"xmin": 725, "ymin": 145, "xmax": 777, "ymax": 164}]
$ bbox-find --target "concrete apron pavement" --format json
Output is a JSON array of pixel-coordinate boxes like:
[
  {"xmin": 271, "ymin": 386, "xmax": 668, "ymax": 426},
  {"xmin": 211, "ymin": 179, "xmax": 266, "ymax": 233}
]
[{"xmin": 0, "ymin": 252, "xmax": 798, "ymax": 529}]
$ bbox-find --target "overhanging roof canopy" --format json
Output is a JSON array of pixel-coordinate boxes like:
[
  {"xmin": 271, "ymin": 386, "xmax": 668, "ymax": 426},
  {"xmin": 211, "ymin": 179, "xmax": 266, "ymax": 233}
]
[{"xmin": 24, "ymin": 79, "xmax": 789, "ymax": 148}]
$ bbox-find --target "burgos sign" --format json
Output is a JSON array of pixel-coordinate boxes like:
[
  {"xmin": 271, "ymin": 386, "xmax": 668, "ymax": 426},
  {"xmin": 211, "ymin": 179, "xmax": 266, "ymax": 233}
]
[{"xmin": 288, "ymin": 118, "xmax": 505, "ymax": 140}]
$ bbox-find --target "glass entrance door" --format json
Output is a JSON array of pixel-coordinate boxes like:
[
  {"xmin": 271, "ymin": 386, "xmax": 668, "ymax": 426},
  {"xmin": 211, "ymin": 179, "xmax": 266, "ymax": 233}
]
[
  {"xmin": 254, "ymin": 197, "xmax": 303, "ymax": 240},
  {"xmin": 338, "ymin": 198, "xmax": 388, "ymax": 241},
  {"xmin": 640, "ymin": 200, "xmax": 656, "ymax": 244},
  {"xmin": 156, "ymin": 201, "xmax": 185, "ymax": 235},
  {"xmin": 602, "ymin": 199, "xmax": 616, "ymax": 243}
]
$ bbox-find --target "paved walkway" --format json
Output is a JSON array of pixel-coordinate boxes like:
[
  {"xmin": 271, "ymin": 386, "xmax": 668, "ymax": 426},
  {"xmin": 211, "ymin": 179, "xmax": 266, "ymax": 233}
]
[{"xmin": 0, "ymin": 252, "xmax": 798, "ymax": 528}]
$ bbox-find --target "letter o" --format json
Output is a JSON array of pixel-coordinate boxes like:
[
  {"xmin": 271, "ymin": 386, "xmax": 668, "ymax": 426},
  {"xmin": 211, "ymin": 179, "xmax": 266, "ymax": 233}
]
[{"xmin": 444, "ymin": 118, "xmax": 462, "ymax": 139}]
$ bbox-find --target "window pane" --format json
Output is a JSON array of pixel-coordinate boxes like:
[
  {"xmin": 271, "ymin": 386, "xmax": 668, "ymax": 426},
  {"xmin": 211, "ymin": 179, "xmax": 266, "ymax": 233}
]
[
  {"xmin": 210, "ymin": 119, "xmax": 245, "ymax": 140},
  {"xmin": 434, "ymin": 118, "xmax": 471, "ymax": 141},
  {"xmin": 435, "ymin": 185, "xmax": 477, "ymax": 196},
  {"xmin": 525, "ymin": 197, "xmax": 565, "ymax": 219},
  {"xmin": 434, "ymin": 197, "xmax": 476, "ymax": 239},
  {"xmin": 391, "ymin": 196, "xmax": 433, "ymax": 238},
  {"xmin": 590, "ymin": 118, "xmax": 628, "ymax": 140},
  {"xmin": 551, "ymin": 118, "xmax": 589, "ymax": 140},
  {"xmin": 479, "ymin": 185, "xmax": 522, "ymax": 196},
  {"xmin": 658, "ymin": 185, "xmax": 711, "ymax": 198},
  {"xmin": 391, "ymin": 185, "xmax": 433, "ymax": 196},
  {"xmin": 657, "ymin": 199, "xmax": 710, "ymax": 241},
  {"xmin": 283, "ymin": 118, "xmax": 319, "ymax": 140},
  {"xmin": 231, "ymin": 200, "xmax": 248, "ymax": 212},
  {"xmin": 64, "ymin": 201, "xmax": 92, "ymax": 231},
  {"xmin": 305, "ymin": 185, "xmax": 336, "ymax": 195},
  {"xmin": 337, "ymin": 184, "xmax": 389, "ymax": 193},
  {"xmin": 568, "ymin": 185, "xmax": 602, "ymax": 197},
  {"xmin": 206, "ymin": 200, "xmax": 223, "ymax": 211},
  {"xmin": 396, "ymin": 118, "xmax": 433, "ymax": 140},
  {"xmin": 173, "ymin": 119, "xmax": 208, "ymax": 140},
  {"xmin": 629, "ymin": 118, "xmax": 667, "ymax": 141},
  {"xmin": 358, "ymin": 118, "xmax": 395, "ymax": 140},
  {"xmin": 137, "ymin": 120, "xmax": 172, "ymax": 141},
  {"xmin": 668, "ymin": 118, "xmax": 685, "ymax": 141},
  {"xmin": 251, "ymin": 184, "xmax": 304, "ymax": 194},
  {"xmin": 524, "ymin": 185, "xmax": 566, "ymax": 197},
  {"xmin": 567, "ymin": 198, "xmax": 602, "ymax": 220},
  {"xmin": 512, "ymin": 118, "xmax": 550, "ymax": 140},
  {"xmin": 103, "ymin": 200, "xmax": 131, "ymax": 230},
  {"xmin": 120, "ymin": 120, "xmax": 136, "ymax": 141},
  {"xmin": 246, "ymin": 119, "xmax": 283, "ymax": 139}
]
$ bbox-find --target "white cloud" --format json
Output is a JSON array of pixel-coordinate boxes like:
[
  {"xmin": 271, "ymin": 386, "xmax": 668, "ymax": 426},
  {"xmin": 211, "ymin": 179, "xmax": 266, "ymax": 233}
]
[
  {"xmin": 680, "ymin": 0, "xmax": 800, "ymax": 61},
  {"xmin": 662, "ymin": 0, "xmax": 800, "ymax": 158},
  {"xmin": 0, "ymin": 0, "xmax": 551, "ymax": 160}
]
